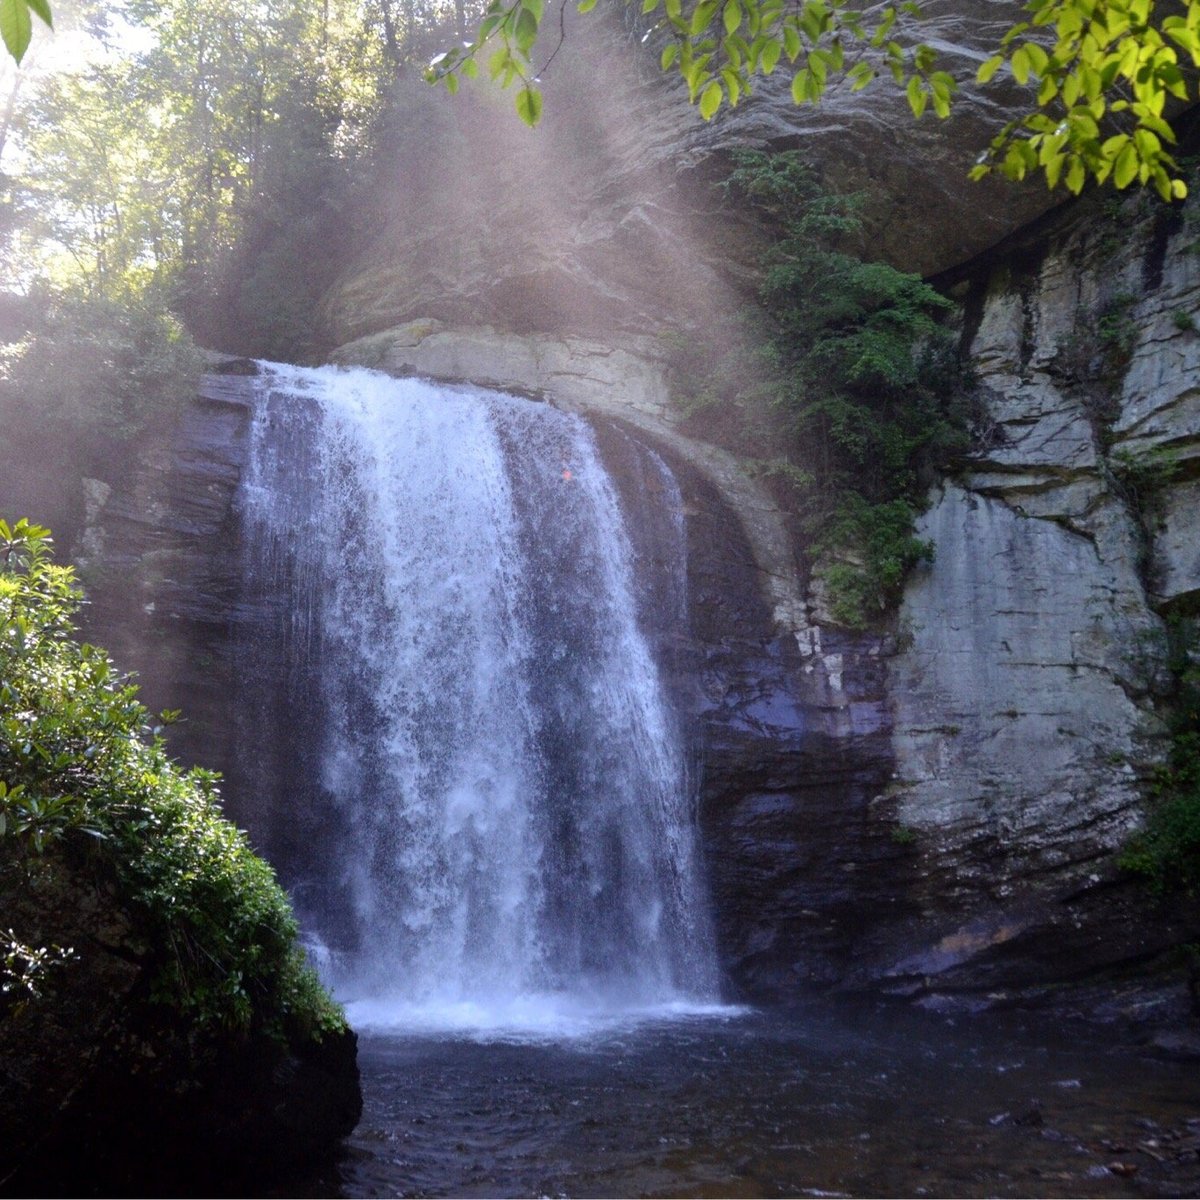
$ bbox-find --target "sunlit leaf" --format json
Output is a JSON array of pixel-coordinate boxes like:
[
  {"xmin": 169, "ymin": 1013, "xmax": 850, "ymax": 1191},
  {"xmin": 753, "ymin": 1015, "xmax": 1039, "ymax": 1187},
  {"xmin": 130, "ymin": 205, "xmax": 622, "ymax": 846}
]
[
  {"xmin": 515, "ymin": 85, "xmax": 543, "ymax": 126},
  {"xmin": 0, "ymin": 0, "xmax": 32, "ymax": 63},
  {"xmin": 699, "ymin": 78, "xmax": 722, "ymax": 116}
]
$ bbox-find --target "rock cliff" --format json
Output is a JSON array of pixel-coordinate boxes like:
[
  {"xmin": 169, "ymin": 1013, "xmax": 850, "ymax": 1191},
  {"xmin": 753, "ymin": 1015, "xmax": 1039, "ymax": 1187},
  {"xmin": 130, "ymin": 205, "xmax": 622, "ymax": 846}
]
[
  {"xmin": 52, "ymin": 172, "xmax": 1200, "ymax": 1009},
  {"xmin": 4, "ymin": 23, "xmax": 1199, "ymax": 1019},
  {"xmin": 317, "ymin": 3, "xmax": 1051, "ymax": 353}
]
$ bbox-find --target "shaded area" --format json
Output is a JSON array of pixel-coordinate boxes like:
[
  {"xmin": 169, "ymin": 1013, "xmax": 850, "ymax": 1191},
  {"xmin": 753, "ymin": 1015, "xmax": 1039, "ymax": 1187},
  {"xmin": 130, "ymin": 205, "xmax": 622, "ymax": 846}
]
[{"xmin": 304, "ymin": 1001, "xmax": 1200, "ymax": 1198}]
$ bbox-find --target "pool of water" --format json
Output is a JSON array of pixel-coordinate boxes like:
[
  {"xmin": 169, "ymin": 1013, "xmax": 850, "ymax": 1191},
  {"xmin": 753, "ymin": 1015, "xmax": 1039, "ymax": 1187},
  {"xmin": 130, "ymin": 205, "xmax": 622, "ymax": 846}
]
[{"xmin": 298, "ymin": 1000, "xmax": 1200, "ymax": 1198}]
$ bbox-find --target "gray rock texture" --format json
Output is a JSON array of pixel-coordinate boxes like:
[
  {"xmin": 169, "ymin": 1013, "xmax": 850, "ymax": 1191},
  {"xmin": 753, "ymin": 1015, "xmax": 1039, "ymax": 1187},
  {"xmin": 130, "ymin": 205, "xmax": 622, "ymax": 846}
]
[
  {"xmin": 331, "ymin": 320, "xmax": 809, "ymax": 633},
  {"xmin": 319, "ymin": 3, "xmax": 1051, "ymax": 351},
  {"xmin": 872, "ymin": 187, "xmax": 1200, "ymax": 994},
  {"xmin": 53, "ymin": 195, "xmax": 1200, "ymax": 1002}
]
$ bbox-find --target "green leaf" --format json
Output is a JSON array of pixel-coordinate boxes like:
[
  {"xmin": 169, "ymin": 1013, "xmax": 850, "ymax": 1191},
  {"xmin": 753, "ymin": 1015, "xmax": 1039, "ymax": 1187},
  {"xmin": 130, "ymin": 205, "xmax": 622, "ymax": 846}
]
[
  {"xmin": 24, "ymin": 0, "xmax": 49, "ymax": 26},
  {"xmin": 848, "ymin": 61, "xmax": 874, "ymax": 90},
  {"xmin": 0, "ymin": 0, "xmax": 33, "ymax": 63},
  {"xmin": 977, "ymin": 53, "xmax": 1004, "ymax": 84},
  {"xmin": 577, "ymin": 0, "xmax": 598, "ymax": 10},
  {"xmin": 515, "ymin": 85, "xmax": 543, "ymax": 125},
  {"xmin": 906, "ymin": 74, "xmax": 927, "ymax": 116},
  {"xmin": 1044, "ymin": 149, "xmax": 1064, "ymax": 188},
  {"xmin": 725, "ymin": 65, "xmax": 744, "ymax": 103},
  {"xmin": 761, "ymin": 38, "xmax": 781, "ymax": 72},
  {"xmin": 515, "ymin": 6, "xmax": 539, "ymax": 55},
  {"xmin": 1011, "ymin": 44, "xmax": 1031, "ymax": 84},
  {"xmin": 1113, "ymin": 141, "xmax": 1138, "ymax": 187},
  {"xmin": 691, "ymin": 1, "xmax": 718, "ymax": 35},
  {"xmin": 1023, "ymin": 41, "xmax": 1049, "ymax": 73},
  {"xmin": 1066, "ymin": 154, "xmax": 1086, "ymax": 193},
  {"xmin": 699, "ymin": 78, "xmax": 723, "ymax": 117}
]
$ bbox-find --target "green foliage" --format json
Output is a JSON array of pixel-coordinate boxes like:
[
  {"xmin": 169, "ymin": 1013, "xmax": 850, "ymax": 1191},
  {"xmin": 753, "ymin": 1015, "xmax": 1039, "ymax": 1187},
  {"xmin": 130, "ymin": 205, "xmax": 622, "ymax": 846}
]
[
  {"xmin": 1095, "ymin": 290, "xmax": 1139, "ymax": 358},
  {"xmin": 0, "ymin": 0, "xmax": 50, "ymax": 63},
  {"xmin": 1110, "ymin": 445, "xmax": 1181, "ymax": 523},
  {"xmin": 427, "ymin": 0, "xmax": 1200, "ymax": 199},
  {"xmin": 815, "ymin": 496, "xmax": 936, "ymax": 627},
  {"xmin": 969, "ymin": 0, "xmax": 1197, "ymax": 200},
  {"xmin": 1, "ymin": 927, "xmax": 74, "ymax": 1017},
  {"xmin": 0, "ymin": 290, "xmax": 202, "ymax": 443},
  {"xmin": 669, "ymin": 151, "xmax": 964, "ymax": 627},
  {"xmin": 5, "ymin": 0, "xmax": 386, "ymax": 336},
  {"xmin": 1122, "ymin": 617, "xmax": 1200, "ymax": 894},
  {"xmin": 0, "ymin": 520, "xmax": 344, "ymax": 1041}
]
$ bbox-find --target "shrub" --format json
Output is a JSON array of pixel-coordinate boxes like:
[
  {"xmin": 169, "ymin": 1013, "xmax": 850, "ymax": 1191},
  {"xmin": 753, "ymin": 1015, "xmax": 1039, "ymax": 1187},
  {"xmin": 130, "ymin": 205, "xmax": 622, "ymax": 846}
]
[
  {"xmin": 814, "ymin": 496, "xmax": 935, "ymax": 629},
  {"xmin": 0, "ymin": 288, "xmax": 202, "ymax": 445},
  {"xmin": 668, "ymin": 149, "xmax": 967, "ymax": 628},
  {"xmin": 0, "ymin": 519, "xmax": 343, "ymax": 1042},
  {"xmin": 1122, "ymin": 618, "xmax": 1200, "ymax": 894}
]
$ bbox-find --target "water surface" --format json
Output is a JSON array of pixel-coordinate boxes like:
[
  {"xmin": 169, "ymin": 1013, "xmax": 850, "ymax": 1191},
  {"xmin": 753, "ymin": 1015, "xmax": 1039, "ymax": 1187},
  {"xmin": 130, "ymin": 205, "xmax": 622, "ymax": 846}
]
[{"xmin": 298, "ymin": 1000, "xmax": 1199, "ymax": 1198}]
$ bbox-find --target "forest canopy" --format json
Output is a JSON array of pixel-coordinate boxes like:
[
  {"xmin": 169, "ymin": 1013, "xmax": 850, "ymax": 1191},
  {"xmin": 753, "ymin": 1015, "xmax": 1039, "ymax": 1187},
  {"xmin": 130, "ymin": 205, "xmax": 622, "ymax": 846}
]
[{"xmin": 0, "ymin": 0, "xmax": 1194, "ymax": 332}]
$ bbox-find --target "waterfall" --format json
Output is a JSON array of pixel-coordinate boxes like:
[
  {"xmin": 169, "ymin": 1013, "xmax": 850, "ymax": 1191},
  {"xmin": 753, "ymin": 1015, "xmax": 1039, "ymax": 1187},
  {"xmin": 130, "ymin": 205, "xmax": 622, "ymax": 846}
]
[{"xmin": 237, "ymin": 364, "xmax": 720, "ymax": 1031}]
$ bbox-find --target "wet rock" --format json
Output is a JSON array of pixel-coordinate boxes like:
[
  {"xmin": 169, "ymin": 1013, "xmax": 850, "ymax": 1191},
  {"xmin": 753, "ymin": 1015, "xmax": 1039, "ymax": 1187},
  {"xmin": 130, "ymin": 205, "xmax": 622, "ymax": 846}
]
[
  {"xmin": 1015, "ymin": 1101, "xmax": 1045, "ymax": 1128},
  {"xmin": 1147, "ymin": 1030, "xmax": 1200, "ymax": 1062}
]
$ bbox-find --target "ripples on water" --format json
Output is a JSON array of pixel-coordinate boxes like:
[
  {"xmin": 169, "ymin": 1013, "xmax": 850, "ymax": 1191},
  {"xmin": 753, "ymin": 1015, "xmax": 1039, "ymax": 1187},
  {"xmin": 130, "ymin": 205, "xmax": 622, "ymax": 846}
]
[{"xmin": 288, "ymin": 1000, "xmax": 1200, "ymax": 1199}]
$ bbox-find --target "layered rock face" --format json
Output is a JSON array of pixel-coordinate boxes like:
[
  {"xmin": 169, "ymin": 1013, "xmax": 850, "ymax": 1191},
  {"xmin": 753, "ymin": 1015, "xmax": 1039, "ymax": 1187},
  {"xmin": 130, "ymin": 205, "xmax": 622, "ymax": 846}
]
[
  {"xmin": 327, "ymin": 322, "xmax": 910, "ymax": 995},
  {"xmin": 0, "ymin": 372, "xmax": 363, "ymax": 1195},
  {"xmin": 66, "ymin": 198, "xmax": 1200, "ymax": 1002},
  {"xmin": 876, "ymin": 192, "xmax": 1200, "ymax": 995},
  {"xmin": 322, "ymin": 183, "xmax": 1200, "ymax": 1001},
  {"xmin": 16, "ymin": 30, "xmax": 1199, "ymax": 1008},
  {"xmin": 319, "ymin": 2, "xmax": 1050, "ymax": 353}
]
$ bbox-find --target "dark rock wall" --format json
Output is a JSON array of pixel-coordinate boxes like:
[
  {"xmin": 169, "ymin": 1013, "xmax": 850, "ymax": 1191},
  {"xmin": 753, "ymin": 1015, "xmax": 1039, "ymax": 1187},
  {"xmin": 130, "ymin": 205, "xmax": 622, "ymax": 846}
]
[
  {"xmin": 66, "ymin": 374, "xmax": 905, "ymax": 1003},
  {"xmin": 30, "ymin": 182, "xmax": 1200, "ymax": 1012}
]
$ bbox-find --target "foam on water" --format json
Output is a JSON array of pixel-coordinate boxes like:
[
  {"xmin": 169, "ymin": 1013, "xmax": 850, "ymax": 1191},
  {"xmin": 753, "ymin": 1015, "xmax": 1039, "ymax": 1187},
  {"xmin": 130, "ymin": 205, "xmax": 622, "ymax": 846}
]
[{"xmin": 345, "ymin": 994, "xmax": 748, "ymax": 1042}]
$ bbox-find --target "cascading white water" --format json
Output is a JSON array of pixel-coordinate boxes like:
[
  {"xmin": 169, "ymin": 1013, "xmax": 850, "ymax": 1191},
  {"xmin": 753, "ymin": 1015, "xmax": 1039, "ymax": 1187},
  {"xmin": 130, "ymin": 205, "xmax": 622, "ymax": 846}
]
[{"xmin": 239, "ymin": 363, "xmax": 720, "ymax": 1032}]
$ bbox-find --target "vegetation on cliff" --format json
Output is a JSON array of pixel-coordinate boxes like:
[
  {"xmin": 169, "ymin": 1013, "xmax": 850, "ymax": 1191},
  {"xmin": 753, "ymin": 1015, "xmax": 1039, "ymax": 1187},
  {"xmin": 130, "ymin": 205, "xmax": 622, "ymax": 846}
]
[
  {"xmin": 667, "ymin": 149, "xmax": 968, "ymax": 627},
  {"xmin": 1123, "ymin": 616, "xmax": 1200, "ymax": 895},
  {"xmin": 0, "ymin": 289, "xmax": 201, "ymax": 441},
  {"xmin": 0, "ymin": 517, "xmax": 343, "ymax": 1041},
  {"xmin": 1, "ymin": 0, "xmax": 385, "ymax": 357}
]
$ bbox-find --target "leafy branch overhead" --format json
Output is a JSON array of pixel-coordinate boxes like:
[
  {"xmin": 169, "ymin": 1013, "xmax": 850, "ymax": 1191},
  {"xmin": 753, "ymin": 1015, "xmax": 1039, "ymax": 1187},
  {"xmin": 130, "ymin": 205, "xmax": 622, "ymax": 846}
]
[
  {"xmin": 0, "ymin": 0, "xmax": 51, "ymax": 63},
  {"xmin": 425, "ymin": 0, "xmax": 1200, "ymax": 199}
]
